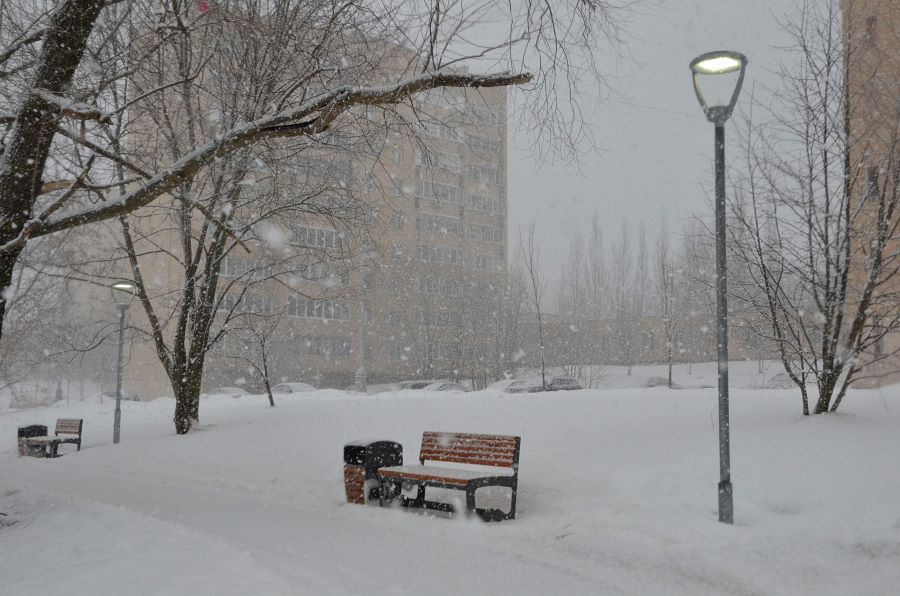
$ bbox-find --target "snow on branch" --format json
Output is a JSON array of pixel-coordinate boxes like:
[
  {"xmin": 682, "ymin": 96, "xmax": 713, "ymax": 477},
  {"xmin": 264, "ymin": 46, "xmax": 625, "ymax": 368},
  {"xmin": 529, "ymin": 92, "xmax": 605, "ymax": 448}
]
[
  {"xmin": 35, "ymin": 89, "xmax": 111, "ymax": 123},
  {"xmin": 30, "ymin": 69, "xmax": 531, "ymax": 239}
]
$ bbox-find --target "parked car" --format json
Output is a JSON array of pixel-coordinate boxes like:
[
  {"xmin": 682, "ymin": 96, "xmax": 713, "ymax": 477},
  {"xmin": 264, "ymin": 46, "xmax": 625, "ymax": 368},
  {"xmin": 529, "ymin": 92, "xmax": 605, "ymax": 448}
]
[
  {"xmin": 102, "ymin": 389, "xmax": 140, "ymax": 401},
  {"xmin": 422, "ymin": 381, "xmax": 469, "ymax": 392},
  {"xmin": 546, "ymin": 377, "xmax": 583, "ymax": 391},
  {"xmin": 271, "ymin": 382, "xmax": 316, "ymax": 394},
  {"xmin": 506, "ymin": 378, "xmax": 583, "ymax": 393},
  {"xmin": 397, "ymin": 380, "xmax": 435, "ymax": 390},
  {"xmin": 485, "ymin": 378, "xmax": 522, "ymax": 392},
  {"xmin": 202, "ymin": 386, "xmax": 245, "ymax": 399},
  {"xmin": 505, "ymin": 380, "xmax": 543, "ymax": 393}
]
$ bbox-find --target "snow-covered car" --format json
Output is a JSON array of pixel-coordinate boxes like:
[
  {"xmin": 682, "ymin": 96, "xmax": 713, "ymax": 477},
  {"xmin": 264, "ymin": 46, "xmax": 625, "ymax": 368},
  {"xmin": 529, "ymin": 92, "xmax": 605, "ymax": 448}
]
[
  {"xmin": 506, "ymin": 378, "xmax": 582, "ymax": 393},
  {"xmin": 422, "ymin": 381, "xmax": 469, "ymax": 392},
  {"xmin": 202, "ymin": 386, "xmax": 245, "ymax": 398},
  {"xmin": 102, "ymin": 389, "xmax": 140, "ymax": 401},
  {"xmin": 546, "ymin": 378, "xmax": 583, "ymax": 391},
  {"xmin": 271, "ymin": 382, "xmax": 316, "ymax": 394},
  {"xmin": 485, "ymin": 378, "xmax": 522, "ymax": 392},
  {"xmin": 397, "ymin": 380, "xmax": 435, "ymax": 390},
  {"xmin": 505, "ymin": 380, "xmax": 543, "ymax": 393}
]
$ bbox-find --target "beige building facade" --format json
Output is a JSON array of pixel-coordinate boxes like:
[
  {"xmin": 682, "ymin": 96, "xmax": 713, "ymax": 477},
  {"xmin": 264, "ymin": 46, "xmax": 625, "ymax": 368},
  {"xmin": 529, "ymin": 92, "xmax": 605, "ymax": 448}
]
[{"xmin": 845, "ymin": 0, "xmax": 900, "ymax": 385}]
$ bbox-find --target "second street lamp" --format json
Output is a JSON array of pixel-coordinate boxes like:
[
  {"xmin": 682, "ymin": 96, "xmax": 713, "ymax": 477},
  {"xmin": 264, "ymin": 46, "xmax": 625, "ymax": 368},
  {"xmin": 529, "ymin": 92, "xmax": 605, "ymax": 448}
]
[
  {"xmin": 110, "ymin": 280, "xmax": 137, "ymax": 444},
  {"xmin": 690, "ymin": 50, "xmax": 747, "ymax": 525}
]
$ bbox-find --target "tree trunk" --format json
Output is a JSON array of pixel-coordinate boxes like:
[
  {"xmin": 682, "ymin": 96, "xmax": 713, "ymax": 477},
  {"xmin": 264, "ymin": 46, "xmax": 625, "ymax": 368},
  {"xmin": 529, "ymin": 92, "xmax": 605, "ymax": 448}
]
[
  {"xmin": 0, "ymin": 0, "xmax": 107, "ymax": 342},
  {"xmin": 262, "ymin": 358, "xmax": 275, "ymax": 407},
  {"xmin": 172, "ymin": 367, "xmax": 204, "ymax": 434},
  {"xmin": 667, "ymin": 349, "xmax": 673, "ymax": 389},
  {"xmin": 814, "ymin": 372, "xmax": 838, "ymax": 414},
  {"xmin": 0, "ymin": 247, "xmax": 23, "ymax": 340}
]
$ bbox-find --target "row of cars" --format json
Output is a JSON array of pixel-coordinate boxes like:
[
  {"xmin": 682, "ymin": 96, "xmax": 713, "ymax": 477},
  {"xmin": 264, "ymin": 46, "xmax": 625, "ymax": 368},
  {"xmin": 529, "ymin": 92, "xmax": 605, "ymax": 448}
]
[
  {"xmin": 202, "ymin": 382, "xmax": 316, "ymax": 398},
  {"xmin": 397, "ymin": 377, "xmax": 584, "ymax": 393},
  {"xmin": 488, "ymin": 377, "xmax": 583, "ymax": 393},
  {"xmin": 204, "ymin": 377, "xmax": 584, "ymax": 398}
]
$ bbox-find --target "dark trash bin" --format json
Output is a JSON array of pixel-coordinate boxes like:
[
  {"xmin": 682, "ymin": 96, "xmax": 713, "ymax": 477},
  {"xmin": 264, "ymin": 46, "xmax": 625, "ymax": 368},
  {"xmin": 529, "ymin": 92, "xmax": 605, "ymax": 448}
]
[
  {"xmin": 17, "ymin": 425, "xmax": 48, "ymax": 457},
  {"xmin": 343, "ymin": 440, "xmax": 402, "ymax": 504}
]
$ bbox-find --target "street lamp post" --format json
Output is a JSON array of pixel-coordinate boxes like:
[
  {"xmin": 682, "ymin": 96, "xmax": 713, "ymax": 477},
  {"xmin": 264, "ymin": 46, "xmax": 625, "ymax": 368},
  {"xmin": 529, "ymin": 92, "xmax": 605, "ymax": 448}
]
[
  {"xmin": 690, "ymin": 50, "xmax": 747, "ymax": 525},
  {"xmin": 110, "ymin": 280, "xmax": 137, "ymax": 444}
]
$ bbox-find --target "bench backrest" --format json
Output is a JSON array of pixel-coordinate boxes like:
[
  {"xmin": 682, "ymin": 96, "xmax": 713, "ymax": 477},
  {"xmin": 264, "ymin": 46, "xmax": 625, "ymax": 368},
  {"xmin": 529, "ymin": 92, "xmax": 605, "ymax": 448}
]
[
  {"xmin": 420, "ymin": 432, "xmax": 520, "ymax": 470},
  {"xmin": 55, "ymin": 418, "xmax": 83, "ymax": 437}
]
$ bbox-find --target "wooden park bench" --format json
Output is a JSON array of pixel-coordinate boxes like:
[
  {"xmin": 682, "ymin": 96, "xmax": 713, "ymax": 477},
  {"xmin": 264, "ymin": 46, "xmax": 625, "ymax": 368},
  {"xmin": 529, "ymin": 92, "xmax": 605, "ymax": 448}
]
[
  {"xmin": 377, "ymin": 431, "xmax": 521, "ymax": 521},
  {"xmin": 18, "ymin": 418, "xmax": 83, "ymax": 458}
]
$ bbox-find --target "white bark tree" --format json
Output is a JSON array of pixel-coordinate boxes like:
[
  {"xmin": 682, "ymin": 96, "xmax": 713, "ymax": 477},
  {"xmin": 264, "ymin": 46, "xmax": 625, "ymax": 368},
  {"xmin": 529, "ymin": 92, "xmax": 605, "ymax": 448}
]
[
  {"xmin": 520, "ymin": 221, "xmax": 547, "ymax": 388},
  {"xmin": 728, "ymin": 0, "xmax": 899, "ymax": 414}
]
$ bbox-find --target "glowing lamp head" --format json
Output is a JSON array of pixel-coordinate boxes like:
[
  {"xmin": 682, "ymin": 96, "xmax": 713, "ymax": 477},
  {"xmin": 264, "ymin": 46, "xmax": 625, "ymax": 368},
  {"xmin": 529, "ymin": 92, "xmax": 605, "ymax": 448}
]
[
  {"xmin": 690, "ymin": 51, "xmax": 748, "ymax": 124},
  {"xmin": 110, "ymin": 280, "xmax": 137, "ymax": 306}
]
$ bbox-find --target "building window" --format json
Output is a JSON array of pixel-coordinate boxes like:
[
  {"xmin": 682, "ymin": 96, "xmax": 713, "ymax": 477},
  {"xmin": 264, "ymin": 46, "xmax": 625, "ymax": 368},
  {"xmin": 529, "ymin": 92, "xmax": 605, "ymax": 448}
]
[
  {"xmin": 417, "ymin": 212, "xmax": 462, "ymax": 235},
  {"xmin": 287, "ymin": 296, "xmax": 350, "ymax": 320},
  {"xmin": 417, "ymin": 276, "xmax": 460, "ymax": 296},
  {"xmin": 467, "ymin": 164, "xmax": 499, "ymax": 185},
  {"xmin": 415, "ymin": 178, "xmax": 460, "ymax": 204},
  {"xmin": 473, "ymin": 254, "xmax": 503, "ymax": 271},
  {"xmin": 468, "ymin": 223, "xmax": 502, "ymax": 243},
  {"xmin": 220, "ymin": 255, "xmax": 273, "ymax": 280},
  {"xmin": 417, "ymin": 119, "xmax": 462, "ymax": 142},
  {"xmin": 296, "ymin": 263, "xmax": 346, "ymax": 286},
  {"xmin": 865, "ymin": 15, "xmax": 877, "ymax": 47},
  {"xmin": 469, "ymin": 105, "xmax": 501, "ymax": 126},
  {"xmin": 416, "ymin": 150, "xmax": 461, "ymax": 172},
  {"xmin": 416, "ymin": 244, "xmax": 463, "ymax": 265},
  {"xmin": 466, "ymin": 134, "xmax": 501, "ymax": 154},
  {"xmin": 469, "ymin": 193, "xmax": 500, "ymax": 214},
  {"xmin": 217, "ymin": 293, "xmax": 271, "ymax": 314},
  {"xmin": 294, "ymin": 226, "xmax": 343, "ymax": 251}
]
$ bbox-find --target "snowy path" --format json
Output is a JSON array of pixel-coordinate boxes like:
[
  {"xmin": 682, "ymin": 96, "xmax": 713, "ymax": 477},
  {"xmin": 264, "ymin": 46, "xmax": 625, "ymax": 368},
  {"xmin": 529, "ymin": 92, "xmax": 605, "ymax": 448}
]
[{"xmin": 2, "ymin": 381, "xmax": 899, "ymax": 594}]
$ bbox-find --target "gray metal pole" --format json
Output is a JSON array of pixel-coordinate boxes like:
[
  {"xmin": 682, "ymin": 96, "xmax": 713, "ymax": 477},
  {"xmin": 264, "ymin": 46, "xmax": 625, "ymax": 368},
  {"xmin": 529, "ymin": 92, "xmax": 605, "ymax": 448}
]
[
  {"xmin": 714, "ymin": 123, "xmax": 733, "ymax": 524},
  {"xmin": 113, "ymin": 304, "xmax": 126, "ymax": 444},
  {"xmin": 354, "ymin": 259, "xmax": 367, "ymax": 392}
]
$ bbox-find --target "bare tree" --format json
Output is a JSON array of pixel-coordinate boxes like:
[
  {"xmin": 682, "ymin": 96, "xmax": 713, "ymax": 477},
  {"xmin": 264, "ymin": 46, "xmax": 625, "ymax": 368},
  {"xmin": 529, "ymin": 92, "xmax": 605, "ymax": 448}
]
[
  {"xmin": 611, "ymin": 220, "xmax": 635, "ymax": 372},
  {"xmin": 520, "ymin": 221, "xmax": 547, "ymax": 388},
  {"xmin": 224, "ymin": 312, "xmax": 284, "ymax": 408},
  {"xmin": 655, "ymin": 217, "xmax": 679, "ymax": 388},
  {"xmin": 729, "ymin": 0, "xmax": 899, "ymax": 414},
  {"xmin": 0, "ymin": 0, "xmax": 630, "ymax": 348}
]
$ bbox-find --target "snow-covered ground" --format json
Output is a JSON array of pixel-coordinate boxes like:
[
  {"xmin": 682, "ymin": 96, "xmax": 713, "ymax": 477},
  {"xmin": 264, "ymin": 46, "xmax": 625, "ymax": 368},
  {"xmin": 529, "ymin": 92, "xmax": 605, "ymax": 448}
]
[{"xmin": 2, "ymin": 363, "xmax": 899, "ymax": 595}]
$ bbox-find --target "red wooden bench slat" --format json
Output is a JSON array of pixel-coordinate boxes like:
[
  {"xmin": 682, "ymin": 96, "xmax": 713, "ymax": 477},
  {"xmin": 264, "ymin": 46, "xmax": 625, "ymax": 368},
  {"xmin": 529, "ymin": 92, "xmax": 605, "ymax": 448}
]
[
  {"xmin": 420, "ymin": 451, "xmax": 516, "ymax": 466},
  {"xmin": 418, "ymin": 432, "xmax": 520, "ymax": 468},
  {"xmin": 422, "ymin": 433, "xmax": 516, "ymax": 445},
  {"xmin": 378, "ymin": 469, "xmax": 470, "ymax": 486},
  {"xmin": 420, "ymin": 443, "xmax": 517, "ymax": 455},
  {"xmin": 55, "ymin": 419, "xmax": 83, "ymax": 435}
]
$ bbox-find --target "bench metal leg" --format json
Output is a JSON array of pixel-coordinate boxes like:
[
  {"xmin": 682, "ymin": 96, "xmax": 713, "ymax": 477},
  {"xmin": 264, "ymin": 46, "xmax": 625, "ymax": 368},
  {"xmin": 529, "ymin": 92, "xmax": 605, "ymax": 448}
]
[
  {"xmin": 508, "ymin": 478, "xmax": 518, "ymax": 520},
  {"xmin": 465, "ymin": 487, "xmax": 476, "ymax": 514}
]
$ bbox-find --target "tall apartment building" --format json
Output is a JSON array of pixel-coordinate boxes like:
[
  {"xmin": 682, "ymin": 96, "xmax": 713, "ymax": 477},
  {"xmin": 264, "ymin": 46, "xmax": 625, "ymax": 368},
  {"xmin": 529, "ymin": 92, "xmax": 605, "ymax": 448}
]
[
  {"xmin": 111, "ymin": 82, "xmax": 512, "ymax": 397},
  {"xmin": 844, "ymin": 0, "xmax": 900, "ymax": 383},
  {"xmin": 247, "ymin": 85, "xmax": 513, "ymax": 389}
]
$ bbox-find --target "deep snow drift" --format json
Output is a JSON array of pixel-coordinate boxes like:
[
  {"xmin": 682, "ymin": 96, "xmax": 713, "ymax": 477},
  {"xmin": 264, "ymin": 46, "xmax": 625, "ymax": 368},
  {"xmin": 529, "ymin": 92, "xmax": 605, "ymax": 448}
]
[{"xmin": 1, "ymin": 363, "xmax": 899, "ymax": 595}]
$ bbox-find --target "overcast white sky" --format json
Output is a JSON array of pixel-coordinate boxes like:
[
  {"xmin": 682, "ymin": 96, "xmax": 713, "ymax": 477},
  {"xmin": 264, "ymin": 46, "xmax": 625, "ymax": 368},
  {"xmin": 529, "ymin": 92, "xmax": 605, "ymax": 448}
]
[{"xmin": 507, "ymin": 0, "xmax": 793, "ymax": 270}]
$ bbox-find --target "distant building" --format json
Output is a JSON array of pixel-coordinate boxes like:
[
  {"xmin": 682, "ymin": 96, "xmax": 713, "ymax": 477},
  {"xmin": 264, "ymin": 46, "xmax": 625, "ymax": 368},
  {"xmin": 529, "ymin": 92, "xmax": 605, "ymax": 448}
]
[
  {"xmin": 105, "ymin": 75, "xmax": 512, "ymax": 396},
  {"xmin": 844, "ymin": 0, "xmax": 900, "ymax": 385}
]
